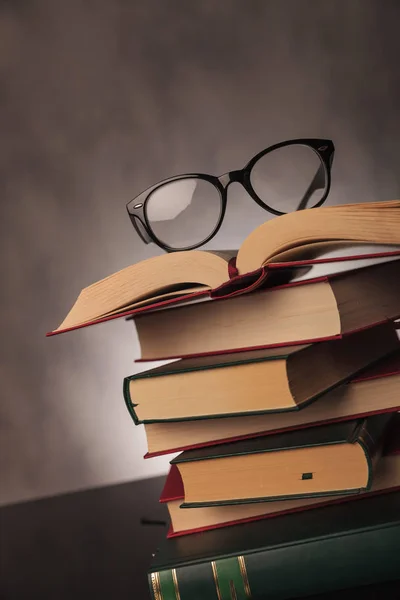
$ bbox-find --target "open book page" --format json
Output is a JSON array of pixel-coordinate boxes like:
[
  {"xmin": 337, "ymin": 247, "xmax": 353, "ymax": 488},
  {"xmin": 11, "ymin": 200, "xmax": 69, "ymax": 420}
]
[
  {"xmin": 103, "ymin": 285, "xmax": 209, "ymax": 317},
  {"xmin": 272, "ymin": 242, "xmax": 400, "ymax": 282},
  {"xmin": 236, "ymin": 200, "xmax": 400, "ymax": 273},
  {"xmin": 267, "ymin": 241, "xmax": 400, "ymax": 263},
  {"xmin": 53, "ymin": 250, "xmax": 229, "ymax": 331},
  {"xmin": 290, "ymin": 254, "xmax": 400, "ymax": 282}
]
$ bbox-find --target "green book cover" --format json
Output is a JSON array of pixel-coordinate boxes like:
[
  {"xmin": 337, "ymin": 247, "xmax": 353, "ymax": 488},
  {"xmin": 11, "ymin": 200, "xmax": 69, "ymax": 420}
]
[
  {"xmin": 123, "ymin": 322, "xmax": 400, "ymax": 424},
  {"xmin": 172, "ymin": 414, "xmax": 392, "ymax": 506},
  {"xmin": 148, "ymin": 491, "xmax": 400, "ymax": 600}
]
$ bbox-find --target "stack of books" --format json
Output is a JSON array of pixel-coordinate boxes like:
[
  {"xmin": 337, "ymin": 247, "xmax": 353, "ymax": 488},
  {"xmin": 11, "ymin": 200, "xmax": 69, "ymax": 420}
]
[{"xmin": 49, "ymin": 200, "xmax": 400, "ymax": 599}]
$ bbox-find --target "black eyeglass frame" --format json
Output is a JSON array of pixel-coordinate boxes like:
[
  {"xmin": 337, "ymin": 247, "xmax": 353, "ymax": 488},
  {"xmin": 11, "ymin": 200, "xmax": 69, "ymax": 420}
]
[{"xmin": 126, "ymin": 138, "xmax": 335, "ymax": 252}]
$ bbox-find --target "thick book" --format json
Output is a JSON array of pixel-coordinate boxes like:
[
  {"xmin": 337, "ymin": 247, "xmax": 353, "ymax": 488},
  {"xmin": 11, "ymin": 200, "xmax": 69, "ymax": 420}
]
[
  {"xmin": 171, "ymin": 414, "xmax": 393, "ymax": 507},
  {"xmin": 162, "ymin": 416, "xmax": 400, "ymax": 536},
  {"xmin": 124, "ymin": 322, "xmax": 400, "ymax": 423},
  {"xmin": 134, "ymin": 260, "xmax": 400, "ymax": 360},
  {"xmin": 144, "ymin": 350, "xmax": 400, "ymax": 457},
  {"xmin": 48, "ymin": 200, "xmax": 400, "ymax": 335},
  {"xmin": 148, "ymin": 491, "xmax": 400, "ymax": 600}
]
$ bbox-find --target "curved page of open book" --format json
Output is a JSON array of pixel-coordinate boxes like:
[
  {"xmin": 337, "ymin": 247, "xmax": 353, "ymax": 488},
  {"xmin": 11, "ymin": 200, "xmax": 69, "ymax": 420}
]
[
  {"xmin": 278, "ymin": 242, "xmax": 400, "ymax": 282},
  {"xmin": 53, "ymin": 251, "xmax": 229, "ymax": 331},
  {"xmin": 236, "ymin": 200, "xmax": 400, "ymax": 273}
]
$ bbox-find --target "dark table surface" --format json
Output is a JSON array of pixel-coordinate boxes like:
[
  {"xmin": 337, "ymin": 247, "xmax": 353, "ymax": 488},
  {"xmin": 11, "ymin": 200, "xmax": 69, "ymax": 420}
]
[
  {"xmin": 1, "ymin": 476, "xmax": 168, "ymax": 600},
  {"xmin": 1, "ymin": 476, "xmax": 399, "ymax": 600}
]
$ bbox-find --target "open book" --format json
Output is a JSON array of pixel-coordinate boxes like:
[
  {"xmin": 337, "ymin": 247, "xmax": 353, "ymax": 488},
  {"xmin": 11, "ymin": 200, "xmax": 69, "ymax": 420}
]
[{"xmin": 49, "ymin": 200, "xmax": 400, "ymax": 334}]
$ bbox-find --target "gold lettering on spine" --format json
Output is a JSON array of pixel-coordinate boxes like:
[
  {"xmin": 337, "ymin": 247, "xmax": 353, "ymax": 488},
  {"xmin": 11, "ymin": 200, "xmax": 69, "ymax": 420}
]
[
  {"xmin": 151, "ymin": 572, "xmax": 163, "ymax": 600},
  {"xmin": 238, "ymin": 556, "xmax": 252, "ymax": 599},
  {"xmin": 211, "ymin": 561, "xmax": 223, "ymax": 600},
  {"xmin": 172, "ymin": 568, "xmax": 181, "ymax": 600}
]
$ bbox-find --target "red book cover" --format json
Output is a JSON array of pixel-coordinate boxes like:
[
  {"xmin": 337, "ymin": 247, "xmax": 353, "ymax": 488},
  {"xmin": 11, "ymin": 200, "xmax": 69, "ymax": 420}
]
[{"xmin": 159, "ymin": 463, "xmax": 184, "ymax": 503}]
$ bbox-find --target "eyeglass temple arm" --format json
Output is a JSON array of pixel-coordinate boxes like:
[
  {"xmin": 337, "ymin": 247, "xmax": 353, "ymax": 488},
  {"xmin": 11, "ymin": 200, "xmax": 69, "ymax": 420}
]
[
  {"xmin": 129, "ymin": 212, "xmax": 152, "ymax": 244},
  {"xmin": 295, "ymin": 162, "xmax": 326, "ymax": 211}
]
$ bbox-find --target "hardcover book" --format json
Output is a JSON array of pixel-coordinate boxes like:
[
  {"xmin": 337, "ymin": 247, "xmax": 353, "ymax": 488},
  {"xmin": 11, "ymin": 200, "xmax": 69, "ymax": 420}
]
[
  {"xmin": 148, "ymin": 491, "xmax": 400, "ymax": 600},
  {"xmin": 124, "ymin": 323, "xmax": 399, "ymax": 423},
  {"xmin": 48, "ymin": 200, "xmax": 400, "ymax": 335},
  {"xmin": 171, "ymin": 414, "xmax": 393, "ymax": 506},
  {"xmin": 161, "ymin": 415, "xmax": 400, "ymax": 536},
  {"xmin": 143, "ymin": 350, "xmax": 400, "ymax": 456}
]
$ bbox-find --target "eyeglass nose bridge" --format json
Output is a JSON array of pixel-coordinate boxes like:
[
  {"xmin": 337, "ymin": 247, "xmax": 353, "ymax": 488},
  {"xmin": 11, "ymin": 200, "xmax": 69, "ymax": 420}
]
[{"xmin": 218, "ymin": 170, "xmax": 245, "ymax": 188}]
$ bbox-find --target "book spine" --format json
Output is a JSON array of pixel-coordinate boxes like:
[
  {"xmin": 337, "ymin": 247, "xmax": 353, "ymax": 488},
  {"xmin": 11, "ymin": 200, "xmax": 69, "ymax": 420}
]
[
  {"xmin": 148, "ymin": 522, "xmax": 400, "ymax": 599},
  {"xmin": 122, "ymin": 377, "xmax": 141, "ymax": 425},
  {"xmin": 354, "ymin": 414, "xmax": 395, "ymax": 488}
]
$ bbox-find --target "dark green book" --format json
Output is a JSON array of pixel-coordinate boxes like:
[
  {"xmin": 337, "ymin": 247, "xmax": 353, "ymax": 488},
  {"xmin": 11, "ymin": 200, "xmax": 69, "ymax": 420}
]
[
  {"xmin": 171, "ymin": 415, "xmax": 392, "ymax": 506},
  {"xmin": 123, "ymin": 322, "xmax": 400, "ymax": 423},
  {"xmin": 148, "ymin": 491, "xmax": 400, "ymax": 600}
]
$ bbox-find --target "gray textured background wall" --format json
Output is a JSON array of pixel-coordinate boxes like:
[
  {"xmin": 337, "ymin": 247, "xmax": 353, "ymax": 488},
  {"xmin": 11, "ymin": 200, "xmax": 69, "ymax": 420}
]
[{"xmin": 1, "ymin": 0, "xmax": 399, "ymax": 506}]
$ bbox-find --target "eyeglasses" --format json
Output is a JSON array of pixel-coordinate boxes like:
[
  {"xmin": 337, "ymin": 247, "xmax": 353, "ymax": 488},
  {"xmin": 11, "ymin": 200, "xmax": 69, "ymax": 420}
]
[{"xmin": 126, "ymin": 138, "xmax": 335, "ymax": 252}]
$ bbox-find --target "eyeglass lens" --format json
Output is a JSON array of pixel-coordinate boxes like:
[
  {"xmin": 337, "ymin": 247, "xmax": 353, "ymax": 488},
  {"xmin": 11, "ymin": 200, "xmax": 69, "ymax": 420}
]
[
  {"xmin": 145, "ymin": 178, "xmax": 222, "ymax": 249},
  {"xmin": 250, "ymin": 144, "xmax": 326, "ymax": 213}
]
